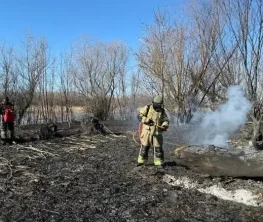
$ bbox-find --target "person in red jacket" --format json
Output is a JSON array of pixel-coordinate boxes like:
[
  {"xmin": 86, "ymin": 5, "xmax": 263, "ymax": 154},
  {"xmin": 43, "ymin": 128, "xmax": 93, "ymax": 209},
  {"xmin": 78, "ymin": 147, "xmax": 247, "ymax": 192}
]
[{"xmin": 0, "ymin": 96, "xmax": 15, "ymax": 143}]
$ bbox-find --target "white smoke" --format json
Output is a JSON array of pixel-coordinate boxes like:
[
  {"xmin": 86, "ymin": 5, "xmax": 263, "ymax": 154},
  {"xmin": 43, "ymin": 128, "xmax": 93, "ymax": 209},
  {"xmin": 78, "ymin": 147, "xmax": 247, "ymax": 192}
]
[{"xmin": 190, "ymin": 85, "xmax": 251, "ymax": 147}]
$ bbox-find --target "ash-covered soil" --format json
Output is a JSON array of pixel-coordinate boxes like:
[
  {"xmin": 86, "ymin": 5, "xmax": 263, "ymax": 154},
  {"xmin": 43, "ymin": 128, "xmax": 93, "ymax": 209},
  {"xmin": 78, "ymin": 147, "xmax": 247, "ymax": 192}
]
[{"xmin": 0, "ymin": 120, "xmax": 263, "ymax": 222}]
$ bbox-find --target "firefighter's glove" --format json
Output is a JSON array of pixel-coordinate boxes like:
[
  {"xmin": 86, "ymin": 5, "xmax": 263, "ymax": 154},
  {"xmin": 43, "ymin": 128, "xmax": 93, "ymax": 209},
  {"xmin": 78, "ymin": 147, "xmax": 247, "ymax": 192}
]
[
  {"xmin": 142, "ymin": 117, "xmax": 154, "ymax": 126},
  {"xmin": 161, "ymin": 125, "xmax": 168, "ymax": 131},
  {"xmin": 137, "ymin": 114, "xmax": 142, "ymax": 122}
]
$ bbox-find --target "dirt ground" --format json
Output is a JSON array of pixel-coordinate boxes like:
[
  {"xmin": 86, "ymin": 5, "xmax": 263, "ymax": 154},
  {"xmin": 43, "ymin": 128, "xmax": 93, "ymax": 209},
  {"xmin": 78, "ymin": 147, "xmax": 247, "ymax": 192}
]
[{"xmin": 0, "ymin": 120, "xmax": 263, "ymax": 222}]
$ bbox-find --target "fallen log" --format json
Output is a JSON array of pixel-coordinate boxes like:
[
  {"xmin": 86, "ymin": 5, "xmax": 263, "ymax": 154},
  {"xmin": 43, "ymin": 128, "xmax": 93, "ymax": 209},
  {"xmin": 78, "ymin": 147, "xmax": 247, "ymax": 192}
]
[{"xmin": 172, "ymin": 145, "xmax": 263, "ymax": 177}]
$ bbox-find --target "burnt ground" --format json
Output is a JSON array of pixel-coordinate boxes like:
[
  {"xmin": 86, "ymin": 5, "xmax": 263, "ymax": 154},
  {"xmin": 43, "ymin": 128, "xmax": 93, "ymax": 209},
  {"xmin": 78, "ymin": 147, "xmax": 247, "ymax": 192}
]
[{"xmin": 0, "ymin": 121, "xmax": 263, "ymax": 222}]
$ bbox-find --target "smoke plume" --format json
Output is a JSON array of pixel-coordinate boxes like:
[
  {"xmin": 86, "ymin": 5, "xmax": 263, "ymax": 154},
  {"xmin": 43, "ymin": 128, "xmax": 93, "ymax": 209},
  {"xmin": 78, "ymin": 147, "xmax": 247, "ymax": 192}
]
[{"xmin": 189, "ymin": 85, "xmax": 251, "ymax": 147}]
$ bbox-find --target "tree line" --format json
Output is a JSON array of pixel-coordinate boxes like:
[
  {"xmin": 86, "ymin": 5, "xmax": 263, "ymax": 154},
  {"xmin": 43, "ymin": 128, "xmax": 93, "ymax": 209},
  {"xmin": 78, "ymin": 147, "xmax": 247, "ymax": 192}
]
[{"xmin": 1, "ymin": 0, "xmax": 263, "ymax": 127}]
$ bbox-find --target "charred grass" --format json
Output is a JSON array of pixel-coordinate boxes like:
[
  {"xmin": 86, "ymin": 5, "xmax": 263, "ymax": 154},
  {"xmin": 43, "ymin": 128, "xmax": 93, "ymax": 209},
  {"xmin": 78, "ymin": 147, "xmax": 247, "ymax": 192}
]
[{"xmin": 0, "ymin": 121, "xmax": 262, "ymax": 222}]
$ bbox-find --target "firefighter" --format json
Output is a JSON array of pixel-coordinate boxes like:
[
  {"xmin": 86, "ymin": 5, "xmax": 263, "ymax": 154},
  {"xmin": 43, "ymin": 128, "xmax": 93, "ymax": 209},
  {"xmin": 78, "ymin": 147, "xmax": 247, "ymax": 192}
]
[
  {"xmin": 137, "ymin": 95, "xmax": 169, "ymax": 168},
  {"xmin": 0, "ymin": 96, "xmax": 15, "ymax": 143}
]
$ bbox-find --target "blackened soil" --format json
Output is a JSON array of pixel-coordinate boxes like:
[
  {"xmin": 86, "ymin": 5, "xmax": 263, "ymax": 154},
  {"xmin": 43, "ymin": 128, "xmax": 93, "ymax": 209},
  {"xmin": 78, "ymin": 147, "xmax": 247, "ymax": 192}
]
[{"xmin": 0, "ymin": 121, "xmax": 263, "ymax": 222}]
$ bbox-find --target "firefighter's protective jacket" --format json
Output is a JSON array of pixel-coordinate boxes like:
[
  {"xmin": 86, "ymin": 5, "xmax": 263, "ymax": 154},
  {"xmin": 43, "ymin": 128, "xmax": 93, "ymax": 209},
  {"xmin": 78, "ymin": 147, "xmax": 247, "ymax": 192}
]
[{"xmin": 138, "ymin": 105, "xmax": 169, "ymax": 135}]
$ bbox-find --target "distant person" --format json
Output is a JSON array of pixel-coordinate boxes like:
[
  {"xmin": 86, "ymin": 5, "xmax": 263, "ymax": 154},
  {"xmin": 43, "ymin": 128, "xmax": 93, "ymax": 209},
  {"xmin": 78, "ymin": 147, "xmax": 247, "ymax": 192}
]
[
  {"xmin": 137, "ymin": 95, "xmax": 169, "ymax": 168},
  {"xmin": 0, "ymin": 96, "xmax": 16, "ymax": 144}
]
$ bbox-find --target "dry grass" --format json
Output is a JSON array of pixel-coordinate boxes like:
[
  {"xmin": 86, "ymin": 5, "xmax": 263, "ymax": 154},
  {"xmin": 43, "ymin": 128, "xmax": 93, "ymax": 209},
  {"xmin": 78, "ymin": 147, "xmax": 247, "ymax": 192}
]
[{"xmin": 28, "ymin": 105, "xmax": 87, "ymax": 114}]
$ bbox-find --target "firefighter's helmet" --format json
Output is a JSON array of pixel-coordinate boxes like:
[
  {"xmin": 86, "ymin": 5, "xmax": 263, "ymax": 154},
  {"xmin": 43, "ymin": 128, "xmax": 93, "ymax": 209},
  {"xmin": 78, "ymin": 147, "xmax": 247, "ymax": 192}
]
[{"xmin": 153, "ymin": 95, "xmax": 163, "ymax": 104}]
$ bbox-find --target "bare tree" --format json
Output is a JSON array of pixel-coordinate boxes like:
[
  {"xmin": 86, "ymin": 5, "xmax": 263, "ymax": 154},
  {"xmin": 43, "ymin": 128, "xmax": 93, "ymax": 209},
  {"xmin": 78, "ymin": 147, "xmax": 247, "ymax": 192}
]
[
  {"xmin": 59, "ymin": 52, "xmax": 75, "ymax": 126},
  {"xmin": 38, "ymin": 61, "xmax": 56, "ymax": 124},
  {"xmin": 15, "ymin": 35, "xmax": 50, "ymax": 124},
  {"xmin": 187, "ymin": 0, "xmax": 236, "ymax": 107},
  {"xmin": 137, "ymin": 10, "xmax": 170, "ymax": 100},
  {"xmin": 136, "ymin": 6, "xmax": 224, "ymax": 115},
  {"xmin": 221, "ymin": 0, "xmax": 263, "ymax": 101},
  {"xmin": 73, "ymin": 39, "xmax": 128, "ymax": 120},
  {"xmin": 0, "ymin": 44, "xmax": 18, "ymax": 98},
  {"xmin": 216, "ymin": 0, "xmax": 263, "ymax": 147},
  {"xmin": 136, "ymin": 2, "xmax": 240, "ymax": 123}
]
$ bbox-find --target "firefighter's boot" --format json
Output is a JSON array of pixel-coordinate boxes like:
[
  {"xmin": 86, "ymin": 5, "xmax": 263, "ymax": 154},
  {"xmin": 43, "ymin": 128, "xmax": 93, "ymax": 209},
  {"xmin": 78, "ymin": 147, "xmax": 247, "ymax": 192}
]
[
  {"xmin": 154, "ymin": 146, "xmax": 164, "ymax": 167},
  {"xmin": 137, "ymin": 145, "xmax": 150, "ymax": 166}
]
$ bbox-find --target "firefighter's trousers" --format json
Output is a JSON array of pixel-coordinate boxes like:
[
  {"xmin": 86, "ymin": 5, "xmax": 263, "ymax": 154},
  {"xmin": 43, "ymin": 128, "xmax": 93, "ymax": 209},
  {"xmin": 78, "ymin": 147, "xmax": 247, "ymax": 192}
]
[{"xmin": 137, "ymin": 126, "xmax": 164, "ymax": 166}]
